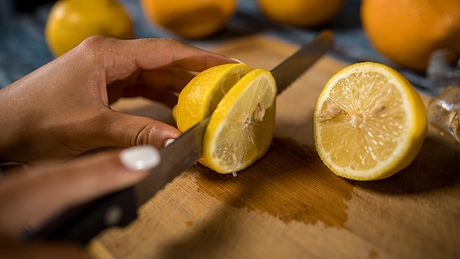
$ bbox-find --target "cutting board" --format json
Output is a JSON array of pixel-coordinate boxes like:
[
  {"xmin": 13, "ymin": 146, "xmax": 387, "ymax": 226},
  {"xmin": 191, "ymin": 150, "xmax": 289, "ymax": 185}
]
[{"xmin": 93, "ymin": 35, "xmax": 460, "ymax": 259}]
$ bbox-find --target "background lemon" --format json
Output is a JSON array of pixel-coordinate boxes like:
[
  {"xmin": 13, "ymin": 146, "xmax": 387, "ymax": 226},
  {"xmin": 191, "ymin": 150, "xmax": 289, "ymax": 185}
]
[
  {"xmin": 314, "ymin": 62, "xmax": 427, "ymax": 181},
  {"xmin": 46, "ymin": 0, "xmax": 133, "ymax": 56},
  {"xmin": 257, "ymin": 0, "xmax": 344, "ymax": 27},
  {"xmin": 361, "ymin": 0, "xmax": 460, "ymax": 72},
  {"xmin": 140, "ymin": 0, "xmax": 237, "ymax": 39}
]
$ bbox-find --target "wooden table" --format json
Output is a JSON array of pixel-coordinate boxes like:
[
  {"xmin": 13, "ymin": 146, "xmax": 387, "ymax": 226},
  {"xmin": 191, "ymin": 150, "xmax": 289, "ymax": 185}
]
[{"xmin": 91, "ymin": 35, "xmax": 460, "ymax": 259}]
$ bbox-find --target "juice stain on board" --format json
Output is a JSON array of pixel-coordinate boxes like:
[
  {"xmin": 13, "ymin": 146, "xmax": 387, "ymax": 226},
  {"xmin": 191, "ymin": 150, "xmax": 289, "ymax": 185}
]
[{"xmin": 192, "ymin": 138, "xmax": 354, "ymax": 228}]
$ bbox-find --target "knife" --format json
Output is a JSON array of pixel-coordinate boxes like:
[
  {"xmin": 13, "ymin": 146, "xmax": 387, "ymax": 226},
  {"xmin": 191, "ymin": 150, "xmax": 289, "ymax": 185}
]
[{"xmin": 26, "ymin": 31, "xmax": 334, "ymax": 244}]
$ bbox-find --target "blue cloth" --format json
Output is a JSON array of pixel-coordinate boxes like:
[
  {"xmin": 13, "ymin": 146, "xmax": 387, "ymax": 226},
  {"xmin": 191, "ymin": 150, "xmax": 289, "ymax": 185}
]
[{"xmin": 0, "ymin": 0, "xmax": 435, "ymax": 94}]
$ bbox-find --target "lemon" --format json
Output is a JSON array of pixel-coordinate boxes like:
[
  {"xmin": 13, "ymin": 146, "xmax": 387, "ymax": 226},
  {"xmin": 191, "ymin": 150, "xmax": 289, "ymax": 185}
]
[
  {"xmin": 314, "ymin": 62, "xmax": 427, "ymax": 180},
  {"xmin": 202, "ymin": 69, "xmax": 276, "ymax": 173},
  {"xmin": 46, "ymin": 0, "xmax": 133, "ymax": 56},
  {"xmin": 362, "ymin": 0, "xmax": 460, "ymax": 72},
  {"xmin": 174, "ymin": 64, "xmax": 277, "ymax": 174},
  {"xmin": 141, "ymin": 0, "xmax": 237, "ymax": 39},
  {"xmin": 174, "ymin": 63, "xmax": 252, "ymax": 131},
  {"xmin": 257, "ymin": 0, "xmax": 344, "ymax": 28}
]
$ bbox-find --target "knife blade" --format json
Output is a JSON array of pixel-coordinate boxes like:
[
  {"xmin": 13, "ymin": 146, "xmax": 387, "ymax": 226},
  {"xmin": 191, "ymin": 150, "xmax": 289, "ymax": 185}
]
[{"xmin": 27, "ymin": 31, "xmax": 334, "ymax": 244}]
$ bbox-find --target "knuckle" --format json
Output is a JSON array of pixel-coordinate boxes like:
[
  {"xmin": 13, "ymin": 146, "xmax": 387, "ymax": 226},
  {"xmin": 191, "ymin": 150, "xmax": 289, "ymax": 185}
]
[
  {"xmin": 75, "ymin": 36, "xmax": 118, "ymax": 64},
  {"xmin": 158, "ymin": 38, "xmax": 181, "ymax": 47},
  {"xmin": 132, "ymin": 125, "xmax": 154, "ymax": 146},
  {"xmin": 79, "ymin": 35, "xmax": 107, "ymax": 51}
]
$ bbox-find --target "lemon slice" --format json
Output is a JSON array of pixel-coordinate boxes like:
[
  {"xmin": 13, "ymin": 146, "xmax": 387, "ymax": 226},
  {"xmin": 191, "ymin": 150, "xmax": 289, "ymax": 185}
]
[
  {"xmin": 314, "ymin": 62, "xmax": 427, "ymax": 180},
  {"xmin": 174, "ymin": 63, "xmax": 252, "ymax": 131},
  {"xmin": 201, "ymin": 69, "xmax": 277, "ymax": 174}
]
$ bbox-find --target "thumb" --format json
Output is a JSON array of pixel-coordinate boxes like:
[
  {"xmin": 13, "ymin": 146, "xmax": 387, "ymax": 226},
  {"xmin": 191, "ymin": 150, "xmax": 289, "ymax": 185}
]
[
  {"xmin": 102, "ymin": 111, "xmax": 180, "ymax": 149},
  {"xmin": 0, "ymin": 146, "xmax": 159, "ymax": 238}
]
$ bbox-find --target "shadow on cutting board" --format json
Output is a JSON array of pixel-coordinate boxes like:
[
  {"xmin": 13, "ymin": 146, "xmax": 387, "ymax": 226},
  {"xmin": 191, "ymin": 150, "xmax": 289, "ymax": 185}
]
[
  {"xmin": 159, "ymin": 132, "xmax": 460, "ymax": 258},
  {"xmin": 351, "ymin": 132, "xmax": 460, "ymax": 195},
  {"xmin": 160, "ymin": 137, "xmax": 353, "ymax": 258}
]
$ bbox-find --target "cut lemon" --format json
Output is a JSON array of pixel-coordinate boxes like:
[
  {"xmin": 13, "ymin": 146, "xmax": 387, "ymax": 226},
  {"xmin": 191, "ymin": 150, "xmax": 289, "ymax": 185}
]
[
  {"xmin": 174, "ymin": 65, "xmax": 276, "ymax": 174},
  {"xmin": 174, "ymin": 63, "xmax": 252, "ymax": 131},
  {"xmin": 202, "ymin": 69, "xmax": 276, "ymax": 173},
  {"xmin": 314, "ymin": 62, "xmax": 427, "ymax": 180}
]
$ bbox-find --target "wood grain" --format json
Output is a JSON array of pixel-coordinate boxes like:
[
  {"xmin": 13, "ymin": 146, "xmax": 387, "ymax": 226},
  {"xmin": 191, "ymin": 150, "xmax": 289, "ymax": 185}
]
[{"xmin": 95, "ymin": 35, "xmax": 460, "ymax": 259}]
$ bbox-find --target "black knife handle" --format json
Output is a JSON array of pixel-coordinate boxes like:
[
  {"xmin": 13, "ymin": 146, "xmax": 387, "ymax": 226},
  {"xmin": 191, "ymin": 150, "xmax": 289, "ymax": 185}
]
[{"xmin": 25, "ymin": 186, "xmax": 138, "ymax": 244}]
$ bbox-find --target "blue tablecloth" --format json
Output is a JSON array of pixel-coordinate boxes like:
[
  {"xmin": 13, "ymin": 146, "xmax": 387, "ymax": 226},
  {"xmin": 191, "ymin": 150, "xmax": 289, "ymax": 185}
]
[{"xmin": 0, "ymin": 0, "xmax": 435, "ymax": 94}]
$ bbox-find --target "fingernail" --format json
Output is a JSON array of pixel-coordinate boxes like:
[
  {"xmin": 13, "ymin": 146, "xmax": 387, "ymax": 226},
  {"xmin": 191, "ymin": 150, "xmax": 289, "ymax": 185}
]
[
  {"xmin": 120, "ymin": 146, "xmax": 160, "ymax": 171},
  {"xmin": 164, "ymin": 138, "xmax": 175, "ymax": 147},
  {"xmin": 231, "ymin": 57, "xmax": 245, "ymax": 64}
]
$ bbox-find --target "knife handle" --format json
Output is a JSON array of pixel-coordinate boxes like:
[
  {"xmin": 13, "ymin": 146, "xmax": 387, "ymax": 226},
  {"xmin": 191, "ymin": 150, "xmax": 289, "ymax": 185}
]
[{"xmin": 25, "ymin": 186, "xmax": 138, "ymax": 244}]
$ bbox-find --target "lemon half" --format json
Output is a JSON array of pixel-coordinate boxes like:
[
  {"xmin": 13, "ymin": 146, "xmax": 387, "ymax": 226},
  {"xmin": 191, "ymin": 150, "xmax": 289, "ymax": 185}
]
[{"xmin": 314, "ymin": 62, "xmax": 427, "ymax": 180}]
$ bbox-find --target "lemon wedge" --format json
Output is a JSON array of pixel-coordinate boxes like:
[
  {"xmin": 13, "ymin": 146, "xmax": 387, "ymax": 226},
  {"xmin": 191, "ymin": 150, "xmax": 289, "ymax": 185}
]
[
  {"xmin": 314, "ymin": 62, "xmax": 427, "ymax": 180},
  {"xmin": 174, "ymin": 65, "xmax": 276, "ymax": 174}
]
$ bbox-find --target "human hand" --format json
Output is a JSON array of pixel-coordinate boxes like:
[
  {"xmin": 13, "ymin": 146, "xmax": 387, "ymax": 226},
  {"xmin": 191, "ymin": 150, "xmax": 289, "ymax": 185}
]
[
  {"xmin": 0, "ymin": 37, "xmax": 234, "ymax": 163},
  {"xmin": 0, "ymin": 145, "xmax": 159, "ymax": 258}
]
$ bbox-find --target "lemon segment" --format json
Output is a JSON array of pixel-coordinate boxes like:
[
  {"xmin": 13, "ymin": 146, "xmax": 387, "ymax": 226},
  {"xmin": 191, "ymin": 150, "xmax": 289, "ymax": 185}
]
[
  {"xmin": 314, "ymin": 62, "xmax": 427, "ymax": 180},
  {"xmin": 174, "ymin": 63, "xmax": 252, "ymax": 132},
  {"xmin": 201, "ymin": 69, "xmax": 277, "ymax": 174}
]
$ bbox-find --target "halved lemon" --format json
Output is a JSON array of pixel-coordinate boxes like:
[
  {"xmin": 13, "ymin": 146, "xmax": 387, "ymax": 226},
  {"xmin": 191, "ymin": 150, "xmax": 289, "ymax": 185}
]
[
  {"xmin": 314, "ymin": 62, "xmax": 427, "ymax": 180},
  {"xmin": 174, "ymin": 65, "xmax": 276, "ymax": 174}
]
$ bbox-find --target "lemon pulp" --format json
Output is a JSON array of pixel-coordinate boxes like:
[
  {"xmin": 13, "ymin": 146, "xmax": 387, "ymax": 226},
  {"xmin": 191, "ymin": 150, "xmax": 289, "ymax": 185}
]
[
  {"xmin": 202, "ymin": 69, "xmax": 276, "ymax": 173},
  {"xmin": 314, "ymin": 62, "xmax": 426, "ymax": 180}
]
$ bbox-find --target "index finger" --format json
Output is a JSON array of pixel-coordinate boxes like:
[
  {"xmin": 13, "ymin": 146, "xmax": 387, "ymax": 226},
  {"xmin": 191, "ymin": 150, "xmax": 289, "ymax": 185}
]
[{"xmin": 84, "ymin": 37, "xmax": 235, "ymax": 84}]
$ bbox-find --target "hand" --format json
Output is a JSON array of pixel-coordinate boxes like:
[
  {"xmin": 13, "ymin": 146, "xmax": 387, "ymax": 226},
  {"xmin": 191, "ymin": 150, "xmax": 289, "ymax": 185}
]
[
  {"xmin": 0, "ymin": 146, "xmax": 159, "ymax": 258},
  {"xmin": 0, "ymin": 36, "xmax": 234, "ymax": 163}
]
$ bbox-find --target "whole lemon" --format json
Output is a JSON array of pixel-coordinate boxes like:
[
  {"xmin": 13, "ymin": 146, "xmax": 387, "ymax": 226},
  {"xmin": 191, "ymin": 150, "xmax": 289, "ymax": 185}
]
[
  {"xmin": 46, "ymin": 0, "xmax": 133, "ymax": 56},
  {"xmin": 140, "ymin": 0, "xmax": 237, "ymax": 39},
  {"xmin": 362, "ymin": 0, "xmax": 460, "ymax": 72},
  {"xmin": 257, "ymin": 0, "xmax": 344, "ymax": 27}
]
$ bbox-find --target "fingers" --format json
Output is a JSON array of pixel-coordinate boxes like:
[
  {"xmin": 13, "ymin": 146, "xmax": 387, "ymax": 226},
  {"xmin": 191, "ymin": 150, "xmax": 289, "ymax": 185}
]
[
  {"xmin": 97, "ymin": 110, "xmax": 180, "ymax": 149},
  {"xmin": 0, "ymin": 147, "xmax": 159, "ymax": 238},
  {"xmin": 94, "ymin": 37, "xmax": 234, "ymax": 84}
]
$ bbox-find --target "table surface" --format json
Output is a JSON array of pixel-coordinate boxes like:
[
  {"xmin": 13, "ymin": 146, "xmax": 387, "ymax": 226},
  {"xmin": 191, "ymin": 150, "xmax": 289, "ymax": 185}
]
[{"xmin": 0, "ymin": 0, "xmax": 437, "ymax": 93}]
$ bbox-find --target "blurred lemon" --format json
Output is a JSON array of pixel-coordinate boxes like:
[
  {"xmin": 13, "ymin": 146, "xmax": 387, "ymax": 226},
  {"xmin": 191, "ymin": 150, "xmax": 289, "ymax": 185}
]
[
  {"xmin": 257, "ymin": 0, "xmax": 344, "ymax": 27},
  {"xmin": 174, "ymin": 64, "xmax": 277, "ymax": 174},
  {"xmin": 314, "ymin": 62, "xmax": 426, "ymax": 180},
  {"xmin": 46, "ymin": 0, "xmax": 133, "ymax": 56},
  {"xmin": 140, "ymin": 0, "xmax": 236, "ymax": 39},
  {"xmin": 362, "ymin": 0, "xmax": 460, "ymax": 72}
]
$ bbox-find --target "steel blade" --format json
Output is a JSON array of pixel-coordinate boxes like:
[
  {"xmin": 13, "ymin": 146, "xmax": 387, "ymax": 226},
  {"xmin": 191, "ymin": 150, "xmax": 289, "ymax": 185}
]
[{"xmin": 271, "ymin": 31, "xmax": 334, "ymax": 95}]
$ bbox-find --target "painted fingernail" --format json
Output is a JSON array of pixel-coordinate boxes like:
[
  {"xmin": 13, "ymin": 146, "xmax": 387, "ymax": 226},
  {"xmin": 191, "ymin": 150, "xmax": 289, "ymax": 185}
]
[
  {"xmin": 164, "ymin": 138, "xmax": 175, "ymax": 147},
  {"xmin": 120, "ymin": 146, "xmax": 160, "ymax": 171},
  {"xmin": 231, "ymin": 58, "xmax": 245, "ymax": 64}
]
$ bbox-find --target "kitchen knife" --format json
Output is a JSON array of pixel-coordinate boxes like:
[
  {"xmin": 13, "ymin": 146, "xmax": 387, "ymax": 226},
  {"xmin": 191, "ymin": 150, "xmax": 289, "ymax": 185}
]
[{"xmin": 26, "ymin": 31, "xmax": 334, "ymax": 244}]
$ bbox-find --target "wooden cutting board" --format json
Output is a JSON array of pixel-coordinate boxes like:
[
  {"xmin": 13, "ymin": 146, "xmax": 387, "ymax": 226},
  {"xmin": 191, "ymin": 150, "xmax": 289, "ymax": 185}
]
[{"xmin": 92, "ymin": 35, "xmax": 460, "ymax": 259}]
